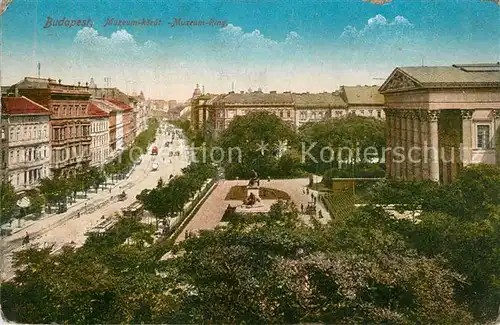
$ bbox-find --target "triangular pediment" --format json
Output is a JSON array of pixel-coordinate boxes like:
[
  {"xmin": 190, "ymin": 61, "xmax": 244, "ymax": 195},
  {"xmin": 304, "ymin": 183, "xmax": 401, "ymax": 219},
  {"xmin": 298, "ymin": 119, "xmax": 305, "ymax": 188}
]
[{"xmin": 379, "ymin": 68, "xmax": 422, "ymax": 93}]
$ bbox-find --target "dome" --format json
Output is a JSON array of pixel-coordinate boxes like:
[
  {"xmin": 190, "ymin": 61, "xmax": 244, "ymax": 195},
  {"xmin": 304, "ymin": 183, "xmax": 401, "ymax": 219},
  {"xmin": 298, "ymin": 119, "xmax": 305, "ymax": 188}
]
[{"xmin": 193, "ymin": 83, "xmax": 202, "ymax": 97}]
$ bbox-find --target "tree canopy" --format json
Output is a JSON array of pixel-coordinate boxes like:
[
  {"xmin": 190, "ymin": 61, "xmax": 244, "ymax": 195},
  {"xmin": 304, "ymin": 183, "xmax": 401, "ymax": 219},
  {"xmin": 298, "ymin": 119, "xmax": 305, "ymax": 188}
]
[{"xmin": 217, "ymin": 111, "xmax": 302, "ymax": 179}]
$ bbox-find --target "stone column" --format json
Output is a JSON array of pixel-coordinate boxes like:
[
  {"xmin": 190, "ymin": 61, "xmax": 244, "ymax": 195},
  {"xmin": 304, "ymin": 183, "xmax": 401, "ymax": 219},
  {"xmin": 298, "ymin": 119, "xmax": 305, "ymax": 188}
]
[
  {"xmin": 460, "ymin": 109, "xmax": 473, "ymax": 167},
  {"xmin": 406, "ymin": 110, "xmax": 414, "ymax": 180},
  {"xmin": 494, "ymin": 109, "xmax": 500, "ymax": 165},
  {"xmin": 394, "ymin": 111, "xmax": 401, "ymax": 180},
  {"xmin": 399, "ymin": 111, "xmax": 407, "ymax": 180},
  {"xmin": 413, "ymin": 110, "xmax": 422, "ymax": 180},
  {"xmin": 385, "ymin": 111, "xmax": 392, "ymax": 179},
  {"xmin": 428, "ymin": 110, "xmax": 440, "ymax": 183}
]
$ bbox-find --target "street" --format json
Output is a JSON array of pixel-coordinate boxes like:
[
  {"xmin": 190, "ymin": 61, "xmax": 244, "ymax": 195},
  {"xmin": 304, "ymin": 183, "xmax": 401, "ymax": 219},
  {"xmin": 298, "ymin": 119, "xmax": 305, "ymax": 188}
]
[{"xmin": 1, "ymin": 124, "xmax": 190, "ymax": 280}]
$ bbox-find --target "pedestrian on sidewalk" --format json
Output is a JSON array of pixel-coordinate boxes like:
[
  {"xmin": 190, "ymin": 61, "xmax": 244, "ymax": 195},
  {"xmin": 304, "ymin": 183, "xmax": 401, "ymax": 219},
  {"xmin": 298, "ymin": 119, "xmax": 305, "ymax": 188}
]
[
  {"xmin": 306, "ymin": 188, "xmax": 309, "ymax": 195},
  {"xmin": 311, "ymin": 193, "xmax": 314, "ymax": 201},
  {"xmin": 300, "ymin": 203, "xmax": 304, "ymax": 212}
]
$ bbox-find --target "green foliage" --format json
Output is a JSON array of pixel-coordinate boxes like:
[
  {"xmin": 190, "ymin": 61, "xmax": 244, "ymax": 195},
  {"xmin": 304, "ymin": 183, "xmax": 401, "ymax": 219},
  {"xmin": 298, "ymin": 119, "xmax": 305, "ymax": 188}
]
[
  {"xmin": 24, "ymin": 189, "xmax": 45, "ymax": 215},
  {"xmin": 322, "ymin": 163, "xmax": 385, "ymax": 187},
  {"xmin": 299, "ymin": 115, "xmax": 386, "ymax": 174},
  {"xmin": 217, "ymin": 111, "xmax": 300, "ymax": 179},
  {"xmin": 0, "ymin": 181, "xmax": 18, "ymax": 224},
  {"xmin": 3, "ymin": 163, "xmax": 498, "ymax": 324},
  {"xmin": 366, "ymin": 164, "xmax": 500, "ymax": 321},
  {"xmin": 138, "ymin": 162, "xmax": 216, "ymax": 222}
]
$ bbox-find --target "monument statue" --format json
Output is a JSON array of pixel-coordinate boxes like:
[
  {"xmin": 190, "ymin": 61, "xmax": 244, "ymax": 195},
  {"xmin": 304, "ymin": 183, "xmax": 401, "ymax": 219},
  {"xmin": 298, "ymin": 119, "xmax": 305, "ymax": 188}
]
[{"xmin": 248, "ymin": 169, "xmax": 259, "ymax": 187}]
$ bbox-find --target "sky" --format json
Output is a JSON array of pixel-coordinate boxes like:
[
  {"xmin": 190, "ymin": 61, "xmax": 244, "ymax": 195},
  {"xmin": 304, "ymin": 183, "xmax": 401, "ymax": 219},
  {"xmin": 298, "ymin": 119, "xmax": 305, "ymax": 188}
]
[{"xmin": 1, "ymin": 0, "xmax": 499, "ymax": 101}]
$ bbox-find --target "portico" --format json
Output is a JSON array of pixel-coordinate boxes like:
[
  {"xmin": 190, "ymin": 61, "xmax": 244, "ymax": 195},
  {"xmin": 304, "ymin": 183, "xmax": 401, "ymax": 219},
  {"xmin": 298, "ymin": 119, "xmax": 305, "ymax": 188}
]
[{"xmin": 380, "ymin": 63, "xmax": 500, "ymax": 184}]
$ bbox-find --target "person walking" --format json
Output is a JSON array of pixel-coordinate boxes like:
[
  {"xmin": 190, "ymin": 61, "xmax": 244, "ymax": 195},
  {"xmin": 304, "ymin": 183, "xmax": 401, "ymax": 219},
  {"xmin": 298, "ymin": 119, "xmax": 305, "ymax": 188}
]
[{"xmin": 300, "ymin": 203, "xmax": 304, "ymax": 212}]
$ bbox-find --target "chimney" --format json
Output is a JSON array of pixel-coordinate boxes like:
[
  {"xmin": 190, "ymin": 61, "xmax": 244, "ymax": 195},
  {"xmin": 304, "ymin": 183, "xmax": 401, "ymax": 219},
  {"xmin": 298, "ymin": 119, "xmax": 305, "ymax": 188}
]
[{"xmin": 58, "ymin": 79, "xmax": 62, "ymax": 84}]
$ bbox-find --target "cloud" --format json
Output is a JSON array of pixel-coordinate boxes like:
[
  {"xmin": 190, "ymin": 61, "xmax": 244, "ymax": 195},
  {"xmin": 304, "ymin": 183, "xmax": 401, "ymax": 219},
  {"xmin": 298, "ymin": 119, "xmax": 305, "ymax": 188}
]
[
  {"xmin": 74, "ymin": 27, "xmax": 158, "ymax": 52},
  {"xmin": 340, "ymin": 14, "xmax": 413, "ymax": 39},
  {"xmin": 218, "ymin": 24, "xmax": 301, "ymax": 49}
]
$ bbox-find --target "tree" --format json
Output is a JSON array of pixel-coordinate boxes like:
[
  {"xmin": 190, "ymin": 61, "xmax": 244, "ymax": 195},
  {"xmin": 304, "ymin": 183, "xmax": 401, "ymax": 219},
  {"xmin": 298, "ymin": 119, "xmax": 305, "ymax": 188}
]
[
  {"xmin": 364, "ymin": 164, "xmax": 500, "ymax": 322},
  {"xmin": 25, "ymin": 189, "xmax": 45, "ymax": 215},
  {"xmin": 217, "ymin": 111, "xmax": 298, "ymax": 179},
  {"xmin": 299, "ymin": 115, "xmax": 385, "ymax": 174},
  {"xmin": 39, "ymin": 177, "xmax": 69, "ymax": 213},
  {"xmin": 0, "ymin": 181, "xmax": 18, "ymax": 225}
]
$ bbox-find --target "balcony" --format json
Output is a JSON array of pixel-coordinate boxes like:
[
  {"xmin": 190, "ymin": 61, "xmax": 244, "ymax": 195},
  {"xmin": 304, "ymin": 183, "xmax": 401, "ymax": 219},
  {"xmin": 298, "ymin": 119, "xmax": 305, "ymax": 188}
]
[
  {"xmin": 9, "ymin": 158, "xmax": 50, "ymax": 170},
  {"xmin": 14, "ymin": 180, "xmax": 41, "ymax": 192},
  {"xmin": 9, "ymin": 138, "xmax": 50, "ymax": 147}
]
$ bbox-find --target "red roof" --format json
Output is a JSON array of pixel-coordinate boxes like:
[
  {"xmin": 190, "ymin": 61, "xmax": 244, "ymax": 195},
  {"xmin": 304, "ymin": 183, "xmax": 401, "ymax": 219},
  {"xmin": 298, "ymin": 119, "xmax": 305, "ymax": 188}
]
[
  {"xmin": 88, "ymin": 103, "xmax": 109, "ymax": 117},
  {"xmin": 105, "ymin": 99, "xmax": 133, "ymax": 111},
  {"xmin": 1, "ymin": 96, "xmax": 51, "ymax": 115}
]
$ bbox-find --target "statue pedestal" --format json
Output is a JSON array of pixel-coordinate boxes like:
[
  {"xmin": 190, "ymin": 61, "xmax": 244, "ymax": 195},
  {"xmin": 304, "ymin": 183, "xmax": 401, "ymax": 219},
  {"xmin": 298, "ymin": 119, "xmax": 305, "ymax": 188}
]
[{"xmin": 246, "ymin": 185, "xmax": 261, "ymax": 201}]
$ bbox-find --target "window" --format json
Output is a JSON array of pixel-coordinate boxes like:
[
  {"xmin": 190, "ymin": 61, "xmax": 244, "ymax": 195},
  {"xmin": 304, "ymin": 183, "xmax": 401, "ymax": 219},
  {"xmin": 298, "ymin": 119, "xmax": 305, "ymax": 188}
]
[
  {"xmin": 477, "ymin": 125, "xmax": 491, "ymax": 149},
  {"xmin": 377, "ymin": 110, "xmax": 382, "ymax": 118},
  {"xmin": 279, "ymin": 111, "xmax": 284, "ymax": 118},
  {"xmin": 38, "ymin": 130, "xmax": 41, "ymax": 139},
  {"xmin": 10, "ymin": 151, "xmax": 13, "ymax": 163},
  {"xmin": 287, "ymin": 111, "xmax": 291, "ymax": 118}
]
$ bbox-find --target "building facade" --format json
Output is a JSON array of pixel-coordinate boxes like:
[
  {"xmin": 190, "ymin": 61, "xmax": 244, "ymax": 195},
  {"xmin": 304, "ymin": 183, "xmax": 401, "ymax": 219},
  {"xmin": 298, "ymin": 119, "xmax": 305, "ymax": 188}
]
[
  {"xmin": 11, "ymin": 78, "xmax": 92, "ymax": 177},
  {"xmin": 380, "ymin": 63, "xmax": 500, "ymax": 184},
  {"xmin": 207, "ymin": 91, "xmax": 296, "ymax": 135},
  {"xmin": 107, "ymin": 99, "xmax": 135, "ymax": 147},
  {"xmin": 1, "ymin": 96, "xmax": 51, "ymax": 192},
  {"xmin": 191, "ymin": 87, "xmax": 350, "ymax": 134},
  {"xmin": 90, "ymin": 99, "xmax": 123, "ymax": 160},
  {"xmin": 339, "ymin": 85, "xmax": 386, "ymax": 119},
  {"xmin": 294, "ymin": 92, "xmax": 347, "ymax": 128},
  {"xmin": 88, "ymin": 103, "xmax": 110, "ymax": 167}
]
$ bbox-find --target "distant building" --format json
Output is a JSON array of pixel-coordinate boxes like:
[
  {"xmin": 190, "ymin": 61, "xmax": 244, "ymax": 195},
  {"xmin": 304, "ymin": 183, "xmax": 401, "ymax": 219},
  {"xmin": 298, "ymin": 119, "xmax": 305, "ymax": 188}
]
[
  {"xmin": 1, "ymin": 96, "xmax": 51, "ymax": 192},
  {"xmin": 90, "ymin": 99, "xmax": 124, "ymax": 159},
  {"xmin": 106, "ymin": 99, "xmax": 136, "ymax": 147},
  {"xmin": 210, "ymin": 91, "xmax": 296, "ymax": 134},
  {"xmin": 339, "ymin": 85, "xmax": 386, "ymax": 119},
  {"xmin": 380, "ymin": 63, "xmax": 500, "ymax": 184},
  {"xmin": 130, "ymin": 91, "xmax": 148, "ymax": 135},
  {"xmin": 191, "ymin": 87, "xmax": 349, "ymax": 135},
  {"xmin": 294, "ymin": 92, "xmax": 347, "ymax": 127},
  {"xmin": 9, "ymin": 77, "xmax": 92, "ymax": 177},
  {"xmin": 88, "ymin": 103, "xmax": 110, "ymax": 167}
]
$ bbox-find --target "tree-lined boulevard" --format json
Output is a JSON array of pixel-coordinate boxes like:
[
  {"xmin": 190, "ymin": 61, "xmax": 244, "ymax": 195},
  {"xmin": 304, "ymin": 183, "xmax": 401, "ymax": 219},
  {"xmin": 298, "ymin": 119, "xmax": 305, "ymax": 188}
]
[{"xmin": 1, "ymin": 112, "xmax": 500, "ymax": 324}]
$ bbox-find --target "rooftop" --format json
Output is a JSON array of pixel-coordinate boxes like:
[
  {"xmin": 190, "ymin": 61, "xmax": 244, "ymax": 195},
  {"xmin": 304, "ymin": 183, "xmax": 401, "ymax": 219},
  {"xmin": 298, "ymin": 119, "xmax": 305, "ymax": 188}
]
[
  {"xmin": 340, "ymin": 85, "xmax": 385, "ymax": 105},
  {"xmin": 88, "ymin": 102, "xmax": 109, "ymax": 117},
  {"xmin": 292, "ymin": 92, "xmax": 347, "ymax": 108},
  {"xmin": 105, "ymin": 99, "xmax": 133, "ymax": 111},
  {"xmin": 1, "ymin": 96, "xmax": 51, "ymax": 115},
  {"xmin": 218, "ymin": 92, "xmax": 294, "ymax": 105},
  {"xmin": 380, "ymin": 63, "xmax": 500, "ymax": 93}
]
